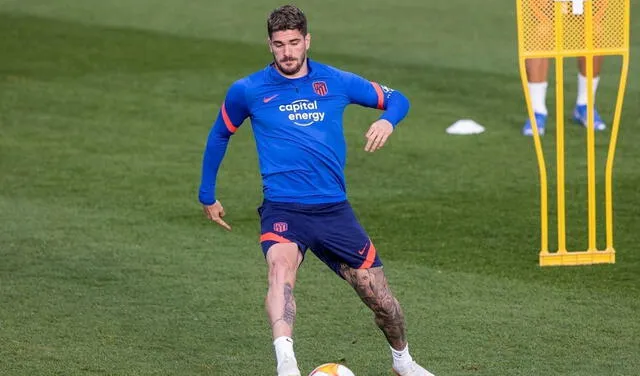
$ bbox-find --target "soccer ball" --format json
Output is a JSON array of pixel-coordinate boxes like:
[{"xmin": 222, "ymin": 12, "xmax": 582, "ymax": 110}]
[{"xmin": 308, "ymin": 363, "xmax": 355, "ymax": 376}]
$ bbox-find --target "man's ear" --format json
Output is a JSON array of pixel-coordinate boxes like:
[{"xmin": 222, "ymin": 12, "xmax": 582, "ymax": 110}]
[{"xmin": 305, "ymin": 33, "xmax": 311, "ymax": 50}]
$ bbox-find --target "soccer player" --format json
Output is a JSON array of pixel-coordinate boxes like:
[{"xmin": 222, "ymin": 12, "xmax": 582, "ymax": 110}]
[
  {"xmin": 198, "ymin": 4, "xmax": 435, "ymax": 376},
  {"xmin": 522, "ymin": 0, "xmax": 608, "ymax": 136}
]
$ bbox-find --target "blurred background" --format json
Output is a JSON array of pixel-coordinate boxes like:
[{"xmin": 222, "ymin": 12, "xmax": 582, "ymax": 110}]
[{"xmin": 1, "ymin": 1, "xmax": 639, "ymax": 375}]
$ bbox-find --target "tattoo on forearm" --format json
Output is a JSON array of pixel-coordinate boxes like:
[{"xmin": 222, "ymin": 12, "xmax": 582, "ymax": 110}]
[{"xmin": 340, "ymin": 265, "xmax": 407, "ymax": 349}]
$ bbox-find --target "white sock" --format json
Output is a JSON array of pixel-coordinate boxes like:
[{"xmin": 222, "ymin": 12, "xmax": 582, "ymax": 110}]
[
  {"xmin": 391, "ymin": 344, "xmax": 414, "ymax": 371},
  {"xmin": 528, "ymin": 82, "xmax": 548, "ymax": 115},
  {"xmin": 576, "ymin": 73, "xmax": 600, "ymax": 106},
  {"xmin": 273, "ymin": 336, "xmax": 296, "ymax": 371}
]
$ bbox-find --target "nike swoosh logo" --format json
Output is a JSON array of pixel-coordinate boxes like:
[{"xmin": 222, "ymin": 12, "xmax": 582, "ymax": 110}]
[
  {"xmin": 357, "ymin": 244, "xmax": 367, "ymax": 255},
  {"xmin": 263, "ymin": 94, "xmax": 279, "ymax": 103}
]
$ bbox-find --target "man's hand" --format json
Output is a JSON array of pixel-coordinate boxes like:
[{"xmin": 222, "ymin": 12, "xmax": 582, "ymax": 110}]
[
  {"xmin": 364, "ymin": 119, "xmax": 394, "ymax": 152},
  {"xmin": 202, "ymin": 200, "xmax": 232, "ymax": 231}
]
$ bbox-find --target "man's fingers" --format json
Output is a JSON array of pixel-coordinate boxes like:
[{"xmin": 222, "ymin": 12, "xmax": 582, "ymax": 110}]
[
  {"xmin": 364, "ymin": 132, "xmax": 377, "ymax": 152},
  {"xmin": 213, "ymin": 217, "xmax": 232, "ymax": 231},
  {"xmin": 203, "ymin": 207, "xmax": 214, "ymax": 220},
  {"xmin": 366, "ymin": 131, "xmax": 388, "ymax": 152},
  {"xmin": 203, "ymin": 205, "xmax": 230, "ymax": 230},
  {"xmin": 365, "ymin": 126, "xmax": 374, "ymax": 138},
  {"xmin": 365, "ymin": 123, "xmax": 392, "ymax": 152},
  {"xmin": 376, "ymin": 133, "xmax": 390, "ymax": 150},
  {"xmin": 371, "ymin": 132, "xmax": 385, "ymax": 151}
]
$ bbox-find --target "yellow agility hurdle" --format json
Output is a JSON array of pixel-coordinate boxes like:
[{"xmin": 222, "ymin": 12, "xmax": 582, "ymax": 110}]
[{"xmin": 515, "ymin": 0, "xmax": 630, "ymax": 266}]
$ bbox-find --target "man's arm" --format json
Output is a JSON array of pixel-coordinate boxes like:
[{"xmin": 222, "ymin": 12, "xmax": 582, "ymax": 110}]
[
  {"xmin": 198, "ymin": 81, "xmax": 249, "ymax": 228},
  {"xmin": 344, "ymin": 72, "xmax": 410, "ymax": 127},
  {"xmin": 344, "ymin": 72, "xmax": 410, "ymax": 151}
]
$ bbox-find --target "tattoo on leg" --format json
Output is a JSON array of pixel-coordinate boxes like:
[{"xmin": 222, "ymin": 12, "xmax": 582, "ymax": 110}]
[
  {"xmin": 283, "ymin": 282, "xmax": 296, "ymax": 326},
  {"xmin": 340, "ymin": 265, "xmax": 407, "ymax": 349},
  {"xmin": 272, "ymin": 282, "xmax": 296, "ymax": 328}
]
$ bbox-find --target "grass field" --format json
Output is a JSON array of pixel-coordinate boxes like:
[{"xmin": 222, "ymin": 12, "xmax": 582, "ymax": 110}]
[{"xmin": 1, "ymin": 1, "xmax": 639, "ymax": 375}]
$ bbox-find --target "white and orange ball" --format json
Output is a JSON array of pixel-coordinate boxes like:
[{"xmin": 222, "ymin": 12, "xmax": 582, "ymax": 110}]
[{"xmin": 308, "ymin": 363, "xmax": 355, "ymax": 376}]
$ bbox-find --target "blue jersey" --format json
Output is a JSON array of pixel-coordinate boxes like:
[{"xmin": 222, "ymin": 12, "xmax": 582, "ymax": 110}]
[{"xmin": 199, "ymin": 59, "xmax": 410, "ymax": 205}]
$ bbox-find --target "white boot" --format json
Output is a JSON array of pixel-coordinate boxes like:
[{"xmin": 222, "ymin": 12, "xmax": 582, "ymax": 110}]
[
  {"xmin": 393, "ymin": 361, "xmax": 435, "ymax": 376},
  {"xmin": 277, "ymin": 353, "xmax": 301, "ymax": 376}
]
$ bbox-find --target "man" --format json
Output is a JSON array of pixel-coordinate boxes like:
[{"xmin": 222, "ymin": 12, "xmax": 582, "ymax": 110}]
[
  {"xmin": 198, "ymin": 5, "xmax": 435, "ymax": 376},
  {"xmin": 522, "ymin": 0, "xmax": 607, "ymax": 136}
]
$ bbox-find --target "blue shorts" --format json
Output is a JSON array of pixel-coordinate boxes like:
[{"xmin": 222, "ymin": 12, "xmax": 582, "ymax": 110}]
[{"xmin": 258, "ymin": 200, "xmax": 383, "ymax": 276}]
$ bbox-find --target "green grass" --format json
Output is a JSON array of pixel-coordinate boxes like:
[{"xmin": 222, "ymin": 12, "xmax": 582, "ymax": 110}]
[{"xmin": 1, "ymin": 2, "xmax": 639, "ymax": 375}]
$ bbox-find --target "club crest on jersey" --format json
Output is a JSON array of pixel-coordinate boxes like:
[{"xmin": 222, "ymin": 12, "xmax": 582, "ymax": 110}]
[
  {"xmin": 273, "ymin": 222, "xmax": 288, "ymax": 233},
  {"xmin": 312, "ymin": 81, "xmax": 328, "ymax": 96}
]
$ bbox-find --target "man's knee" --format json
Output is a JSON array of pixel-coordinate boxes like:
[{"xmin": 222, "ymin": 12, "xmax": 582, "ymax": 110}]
[
  {"xmin": 342, "ymin": 266, "xmax": 385, "ymax": 287},
  {"xmin": 266, "ymin": 243, "xmax": 301, "ymax": 284}
]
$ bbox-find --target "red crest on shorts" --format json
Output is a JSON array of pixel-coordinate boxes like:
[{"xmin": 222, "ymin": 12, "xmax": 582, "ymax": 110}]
[
  {"xmin": 273, "ymin": 222, "xmax": 288, "ymax": 233},
  {"xmin": 312, "ymin": 81, "xmax": 328, "ymax": 96}
]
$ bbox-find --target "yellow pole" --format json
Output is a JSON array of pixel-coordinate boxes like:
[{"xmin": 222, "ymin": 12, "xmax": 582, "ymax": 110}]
[
  {"xmin": 584, "ymin": 0, "xmax": 597, "ymax": 252},
  {"xmin": 555, "ymin": 1, "xmax": 567, "ymax": 253},
  {"xmin": 515, "ymin": 0, "xmax": 548, "ymax": 255},
  {"xmin": 605, "ymin": 1, "xmax": 631, "ymax": 252}
]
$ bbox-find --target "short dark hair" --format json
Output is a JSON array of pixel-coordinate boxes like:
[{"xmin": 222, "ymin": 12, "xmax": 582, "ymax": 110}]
[{"xmin": 267, "ymin": 5, "xmax": 307, "ymax": 38}]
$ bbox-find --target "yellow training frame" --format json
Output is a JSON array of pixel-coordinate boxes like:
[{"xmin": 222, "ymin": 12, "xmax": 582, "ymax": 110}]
[{"xmin": 515, "ymin": 0, "xmax": 630, "ymax": 266}]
